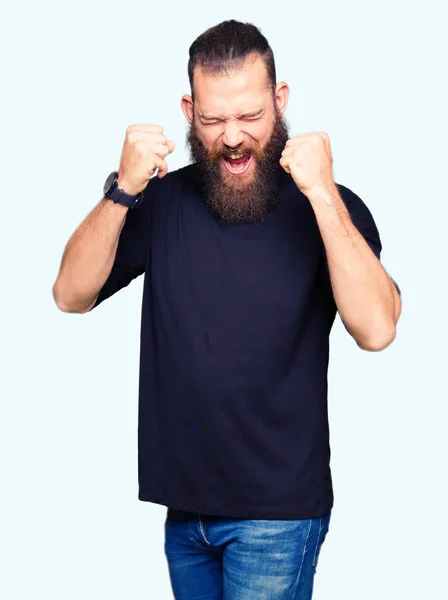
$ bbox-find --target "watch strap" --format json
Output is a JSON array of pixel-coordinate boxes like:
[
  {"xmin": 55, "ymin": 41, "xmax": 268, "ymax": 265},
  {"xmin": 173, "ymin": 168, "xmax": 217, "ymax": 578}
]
[{"xmin": 105, "ymin": 172, "xmax": 144, "ymax": 209}]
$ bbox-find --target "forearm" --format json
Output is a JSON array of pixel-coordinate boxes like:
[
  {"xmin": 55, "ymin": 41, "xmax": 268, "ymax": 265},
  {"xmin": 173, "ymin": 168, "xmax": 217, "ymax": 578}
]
[
  {"xmin": 52, "ymin": 197, "xmax": 129, "ymax": 313},
  {"xmin": 308, "ymin": 185, "xmax": 400, "ymax": 350}
]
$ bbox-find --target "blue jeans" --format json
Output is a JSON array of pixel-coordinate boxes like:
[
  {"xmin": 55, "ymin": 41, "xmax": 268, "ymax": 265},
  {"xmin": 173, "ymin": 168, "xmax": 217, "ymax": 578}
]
[{"xmin": 164, "ymin": 508, "xmax": 331, "ymax": 599}]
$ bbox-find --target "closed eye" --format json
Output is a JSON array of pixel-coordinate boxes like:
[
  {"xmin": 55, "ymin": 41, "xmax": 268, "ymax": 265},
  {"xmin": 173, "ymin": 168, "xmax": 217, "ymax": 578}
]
[{"xmin": 201, "ymin": 113, "xmax": 264, "ymax": 126}]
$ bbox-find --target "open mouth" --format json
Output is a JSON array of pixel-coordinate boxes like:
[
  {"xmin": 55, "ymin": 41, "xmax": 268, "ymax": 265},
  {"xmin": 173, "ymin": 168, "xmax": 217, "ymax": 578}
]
[{"xmin": 223, "ymin": 153, "xmax": 252, "ymax": 175}]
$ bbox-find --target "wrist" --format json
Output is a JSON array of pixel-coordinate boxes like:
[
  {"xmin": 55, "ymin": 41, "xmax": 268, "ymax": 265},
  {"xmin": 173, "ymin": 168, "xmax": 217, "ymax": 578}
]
[
  {"xmin": 103, "ymin": 170, "xmax": 144, "ymax": 209},
  {"xmin": 102, "ymin": 196, "xmax": 129, "ymax": 214},
  {"xmin": 306, "ymin": 182, "xmax": 341, "ymax": 206},
  {"xmin": 117, "ymin": 175, "xmax": 140, "ymax": 196}
]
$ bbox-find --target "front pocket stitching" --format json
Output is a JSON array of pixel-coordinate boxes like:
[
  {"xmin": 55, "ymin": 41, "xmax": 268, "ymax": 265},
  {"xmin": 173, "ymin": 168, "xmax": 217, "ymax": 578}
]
[{"xmin": 312, "ymin": 516, "xmax": 323, "ymax": 568}]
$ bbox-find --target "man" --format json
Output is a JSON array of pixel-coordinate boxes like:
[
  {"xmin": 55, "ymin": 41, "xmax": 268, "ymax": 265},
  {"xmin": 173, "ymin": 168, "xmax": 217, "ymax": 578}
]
[{"xmin": 53, "ymin": 19, "xmax": 402, "ymax": 600}]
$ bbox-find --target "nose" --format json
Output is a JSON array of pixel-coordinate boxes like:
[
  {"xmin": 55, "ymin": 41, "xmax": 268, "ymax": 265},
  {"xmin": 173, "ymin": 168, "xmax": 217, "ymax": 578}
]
[{"xmin": 222, "ymin": 120, "xmax": 244, "ymax": 149}]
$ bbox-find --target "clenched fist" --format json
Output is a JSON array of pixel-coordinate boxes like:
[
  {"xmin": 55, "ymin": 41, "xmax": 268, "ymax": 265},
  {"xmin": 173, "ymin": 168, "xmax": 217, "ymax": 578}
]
[
  {"xmin": 280, "ymin": 132, "xmax": 334, "ymax": 197},
  {"xmin": 117, "ymin": 124, "xmax": 175, "ymax": 195}
]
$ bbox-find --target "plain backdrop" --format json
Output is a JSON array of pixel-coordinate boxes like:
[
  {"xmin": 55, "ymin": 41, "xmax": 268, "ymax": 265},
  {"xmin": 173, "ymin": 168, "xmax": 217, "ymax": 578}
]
[{"xmin": 1, "ymin": 1, "xmax": 447, "ymax": 598}]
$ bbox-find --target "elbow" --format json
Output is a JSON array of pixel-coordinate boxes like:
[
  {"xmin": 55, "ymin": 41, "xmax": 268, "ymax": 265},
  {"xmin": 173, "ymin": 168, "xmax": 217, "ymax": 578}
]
[
  {"xmin": 52, "ymin": 283, "xmax": 92, "ymax": 314},
  {"xmin": 356, "ymin": 323, "xmax": 397, "ymax": 352},
  {"xmin": 348, "ymin": 288, "xmax": 402, "ymax": 352},
  {"xmin": 52, "ymin": 283, "xmax": 69, "ymax": 312},
  {"xmin": 53, "ymin": 290, "xmax": 77, "ymax": 313}
]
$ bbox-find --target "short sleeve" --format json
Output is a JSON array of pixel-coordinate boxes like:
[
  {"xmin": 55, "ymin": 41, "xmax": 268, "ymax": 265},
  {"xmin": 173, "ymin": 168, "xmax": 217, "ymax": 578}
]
[
  {"xmin": 88, "ymin": 182, "xmax": 153, "ymax": 311},
  {"xmin": 320, "ymin": 183, "xmax": 401, "ymax": 297}
]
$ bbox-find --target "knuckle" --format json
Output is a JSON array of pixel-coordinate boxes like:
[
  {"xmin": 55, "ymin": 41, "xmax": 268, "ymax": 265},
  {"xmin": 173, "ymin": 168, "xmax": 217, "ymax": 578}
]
[
  {"xmin": 127, "ymin": 130, "xmax": 139, "ymax": 142},
  {"xmin": 151, "ymin": 145, "xmax": 165, "ymax": 158},
  {"xmin": 150, "ymin": 150, "xmax": 162, "ymax": 163},
  {"xmin": 153, "ymin": 133, "xmax": 167, "ymax": 145},
  {"xmin": 134, "ymin": 140, "xmax": 147, "ymax": 153}
]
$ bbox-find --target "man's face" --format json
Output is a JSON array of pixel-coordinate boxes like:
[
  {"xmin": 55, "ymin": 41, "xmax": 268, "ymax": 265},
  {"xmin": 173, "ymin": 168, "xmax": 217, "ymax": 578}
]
[{"xmin": 185, "ymin": 56, "xmax": 290, "ymax": 223}]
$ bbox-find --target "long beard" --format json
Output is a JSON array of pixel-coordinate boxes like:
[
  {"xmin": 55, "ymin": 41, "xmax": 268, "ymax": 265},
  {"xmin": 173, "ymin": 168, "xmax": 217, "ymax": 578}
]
[{"xmin": 187, "ymin": 111, "xmax": 290, "ymax": 223}]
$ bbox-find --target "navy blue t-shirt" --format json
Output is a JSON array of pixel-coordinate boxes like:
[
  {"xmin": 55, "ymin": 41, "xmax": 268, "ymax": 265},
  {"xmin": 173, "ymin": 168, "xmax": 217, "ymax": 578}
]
[{"xmin": 89, "ymin": 163, "xmax": 398, "ymax": 519}]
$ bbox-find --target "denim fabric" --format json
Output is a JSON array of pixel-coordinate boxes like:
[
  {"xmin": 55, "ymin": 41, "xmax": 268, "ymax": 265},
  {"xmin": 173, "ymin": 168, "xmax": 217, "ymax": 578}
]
[{"xmin": 164, "ymin": 508, "xmax": 331, "ymax": 599}]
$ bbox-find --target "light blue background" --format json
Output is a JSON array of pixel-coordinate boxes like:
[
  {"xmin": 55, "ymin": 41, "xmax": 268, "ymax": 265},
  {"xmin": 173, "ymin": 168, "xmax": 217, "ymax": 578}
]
[{"xmin": 1, "ymin": 1, "xmax": 446, "ymax": 598}]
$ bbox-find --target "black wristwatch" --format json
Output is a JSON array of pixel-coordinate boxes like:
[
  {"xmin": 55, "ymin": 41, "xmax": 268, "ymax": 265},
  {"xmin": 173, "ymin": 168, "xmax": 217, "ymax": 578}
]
[{"xmin": 103, "ymin": 171, "xmax": 144, "ymax": 209}]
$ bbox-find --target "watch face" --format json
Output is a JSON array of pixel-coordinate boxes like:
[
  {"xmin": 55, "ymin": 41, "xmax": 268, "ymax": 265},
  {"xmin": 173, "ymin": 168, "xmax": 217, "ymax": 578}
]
[{"xmin": 103, "ymin": 171, "xmax": 116, "ymax": 194}]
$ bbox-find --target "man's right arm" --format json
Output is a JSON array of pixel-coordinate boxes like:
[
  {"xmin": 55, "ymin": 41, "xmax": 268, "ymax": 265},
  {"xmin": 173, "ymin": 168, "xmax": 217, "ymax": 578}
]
[
  {"xmin": 52, "ymin": 198, "xmax": 129, "ymax": 313},
  {"xmin": 52, "ymin": 123, "xmax": 175, "ymax": 314}
]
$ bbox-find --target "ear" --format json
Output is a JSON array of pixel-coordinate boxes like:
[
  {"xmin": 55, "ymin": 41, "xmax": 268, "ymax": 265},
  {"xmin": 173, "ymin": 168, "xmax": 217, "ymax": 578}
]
[
  {"xmin": 274, "ymin": 81, "xmax": 290, "ymax": 116},
  {"xmin": 181, "ymin": 94, "xmax": 194, "ymax": 123}
]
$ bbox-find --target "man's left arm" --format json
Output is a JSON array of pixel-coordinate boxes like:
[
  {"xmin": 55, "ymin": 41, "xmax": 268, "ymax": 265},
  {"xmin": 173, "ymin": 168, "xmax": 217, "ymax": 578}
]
[
  {"xmin": 308, "ymin": 183, "xmax": 402, "ymax": 351},
  {"xmin": 280, "ymin": 131, "xmax": 402, "ymax": 352}
]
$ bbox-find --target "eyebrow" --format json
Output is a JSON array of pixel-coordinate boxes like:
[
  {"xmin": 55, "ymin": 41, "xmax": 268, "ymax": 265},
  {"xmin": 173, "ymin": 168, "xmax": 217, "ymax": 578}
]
[{"xmin": 200, "ymin": 109, "xmax": 264, "ymax": 121}]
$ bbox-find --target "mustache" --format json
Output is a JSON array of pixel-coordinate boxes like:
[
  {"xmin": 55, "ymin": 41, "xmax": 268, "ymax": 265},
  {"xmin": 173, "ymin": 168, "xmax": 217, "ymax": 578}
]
[{"xmin": 208, "ymin": 142, "xmax": 264, "ymax": 162}]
